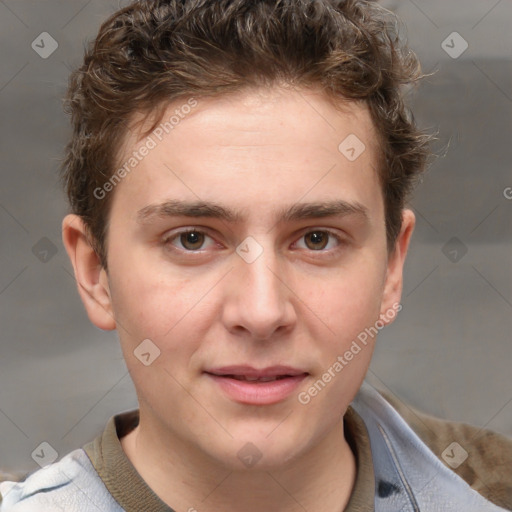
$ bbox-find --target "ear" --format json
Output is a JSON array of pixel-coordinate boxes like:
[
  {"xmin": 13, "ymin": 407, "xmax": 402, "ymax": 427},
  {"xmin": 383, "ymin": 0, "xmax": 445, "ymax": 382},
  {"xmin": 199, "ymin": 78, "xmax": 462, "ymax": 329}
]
[
  {"xmin": 380, "ymin": 209, "xmax": 415, "ymax": 325},
  {"xmin": 61, "ymin": 214, "xmax": 116, "ymax": 331}
]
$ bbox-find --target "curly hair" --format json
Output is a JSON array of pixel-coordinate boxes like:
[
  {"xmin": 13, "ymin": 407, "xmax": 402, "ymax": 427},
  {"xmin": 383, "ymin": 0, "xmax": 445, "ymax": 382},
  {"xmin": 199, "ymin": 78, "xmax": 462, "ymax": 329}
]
[{"xmin": 61, "ymin": 0, "xmax": 433, "ymax": 270}]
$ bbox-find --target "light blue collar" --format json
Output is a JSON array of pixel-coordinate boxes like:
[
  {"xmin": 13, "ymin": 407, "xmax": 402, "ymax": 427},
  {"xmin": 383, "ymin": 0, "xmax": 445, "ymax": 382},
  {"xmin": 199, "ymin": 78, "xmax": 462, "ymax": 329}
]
[{"xmin": 351, "ymin": 381, "xmax": 509, "ymax": 511}]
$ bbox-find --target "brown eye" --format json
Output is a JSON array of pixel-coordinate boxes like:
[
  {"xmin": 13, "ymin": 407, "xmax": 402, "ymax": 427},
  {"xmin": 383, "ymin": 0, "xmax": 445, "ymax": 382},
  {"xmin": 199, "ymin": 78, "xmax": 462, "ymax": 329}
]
[
  {"xmin": 179, "ymin": 231, "xmax": 205, "ymax": 250},
  {"xmin": 163, "ymin": 228, "xmax": 217, "ymax": 254},
  {"xmin": 304, "ymin": 231, "xmax": 329, "ymax": 250}
]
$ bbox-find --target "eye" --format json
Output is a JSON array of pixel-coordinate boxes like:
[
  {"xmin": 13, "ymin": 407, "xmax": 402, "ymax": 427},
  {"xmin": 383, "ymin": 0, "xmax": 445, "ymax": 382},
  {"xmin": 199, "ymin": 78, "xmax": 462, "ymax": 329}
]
[
  {"xmin": 294, "ymin": 229, "xmax": 343, "ymax": 251},
  {"xmin": 162, "ymin": 227, "xmax": 345, "ymax": 255},
  {"xmin": 163, "ymin": 229, "xmax": 216, "ymax": 251}
]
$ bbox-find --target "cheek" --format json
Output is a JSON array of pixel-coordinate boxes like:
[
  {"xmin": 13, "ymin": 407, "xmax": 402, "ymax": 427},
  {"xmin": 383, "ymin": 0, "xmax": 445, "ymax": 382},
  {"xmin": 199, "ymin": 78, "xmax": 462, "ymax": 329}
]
[
  {"xmin": 107, "ymin": 255, "xmax": 207, "ymax": 345},
  {"xmin": 304, "ymin": 256, "xmax": 387, "ymax": 344},
  {"xmin": 109, "ymin": 268, "xmax": 208, "ymax": 401},
  {"xmin": 296, "ymin": 264, "xmax": 385, "ymax": 420}
]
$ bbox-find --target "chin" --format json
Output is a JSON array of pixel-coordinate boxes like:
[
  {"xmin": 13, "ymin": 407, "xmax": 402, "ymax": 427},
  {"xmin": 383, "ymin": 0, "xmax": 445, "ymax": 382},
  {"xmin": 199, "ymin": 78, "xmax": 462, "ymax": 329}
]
[{"xmin": 207, "ymin": 429, "xmax": 311, "ymax": 472}]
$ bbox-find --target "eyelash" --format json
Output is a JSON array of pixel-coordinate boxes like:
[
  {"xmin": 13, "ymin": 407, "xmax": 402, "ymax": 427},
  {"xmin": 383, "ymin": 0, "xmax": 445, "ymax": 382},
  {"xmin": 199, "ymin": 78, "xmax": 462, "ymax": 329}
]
[{"xmin": 161, "ymin": 227, "xmax": 346, "ymax": 256}]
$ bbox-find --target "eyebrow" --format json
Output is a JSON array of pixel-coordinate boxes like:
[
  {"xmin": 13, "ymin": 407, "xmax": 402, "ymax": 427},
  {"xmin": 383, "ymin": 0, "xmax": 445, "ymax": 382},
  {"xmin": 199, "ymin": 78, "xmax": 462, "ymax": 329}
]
[{"xmin": 136, "ymin": 199, "xmax": 369, "ymax": 225}]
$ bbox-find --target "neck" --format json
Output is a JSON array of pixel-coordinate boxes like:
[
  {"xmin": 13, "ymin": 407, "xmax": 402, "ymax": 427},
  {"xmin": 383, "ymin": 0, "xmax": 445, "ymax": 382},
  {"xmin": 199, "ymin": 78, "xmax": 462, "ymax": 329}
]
[{"xmin": 121, "ymin": 413, "xmax": 357, "ymax": 512}]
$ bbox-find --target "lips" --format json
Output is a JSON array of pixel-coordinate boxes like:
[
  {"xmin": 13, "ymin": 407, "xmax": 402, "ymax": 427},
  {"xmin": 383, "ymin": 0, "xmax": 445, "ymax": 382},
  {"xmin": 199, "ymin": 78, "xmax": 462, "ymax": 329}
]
[{"xmin": 204, "ymin": 365, "xmax": 309, "ymax": 405}]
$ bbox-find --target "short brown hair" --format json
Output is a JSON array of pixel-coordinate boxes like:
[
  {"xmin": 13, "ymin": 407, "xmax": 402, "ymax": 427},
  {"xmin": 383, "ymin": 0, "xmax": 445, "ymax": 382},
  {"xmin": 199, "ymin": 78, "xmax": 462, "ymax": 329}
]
[{"xmin": 61, "ymin": 0, "xmax": 433, "ymax": 270}]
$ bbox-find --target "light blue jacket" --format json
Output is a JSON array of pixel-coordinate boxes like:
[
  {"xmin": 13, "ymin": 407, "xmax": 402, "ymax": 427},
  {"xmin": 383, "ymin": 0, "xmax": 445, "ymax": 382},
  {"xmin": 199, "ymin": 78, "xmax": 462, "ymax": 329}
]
[{"xmin": 0, "ymin": 382, "xmax": 509, "ymax": 511}]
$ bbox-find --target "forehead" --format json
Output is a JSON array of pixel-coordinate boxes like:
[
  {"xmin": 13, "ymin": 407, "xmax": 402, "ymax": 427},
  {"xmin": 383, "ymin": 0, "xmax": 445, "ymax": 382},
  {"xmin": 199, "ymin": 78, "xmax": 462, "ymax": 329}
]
[
  {"xmin": 130, "ymin": 86, "xmax": 378, "ymax": 151},
  {"xmin": 111, "ymin": 86, "xmax": 383, "ymax": 223},
  {"xmin": 123, "ymin": 85, "xmax": 380, "ymax": 164}
]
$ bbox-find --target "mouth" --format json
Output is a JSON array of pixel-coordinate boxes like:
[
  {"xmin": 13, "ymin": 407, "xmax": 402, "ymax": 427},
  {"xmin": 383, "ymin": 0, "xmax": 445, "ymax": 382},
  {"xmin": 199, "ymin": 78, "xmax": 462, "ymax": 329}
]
[
  {"xmin": 208, "ymin": 374, "xmax": 296, "ymax": 382},
  {"xmin": 205, "ymin": 365, "xmax": 308, "ymax": 380},
  {"xmin": 204, "ymin": 366, "xmax": 309, "ymax": 405}
]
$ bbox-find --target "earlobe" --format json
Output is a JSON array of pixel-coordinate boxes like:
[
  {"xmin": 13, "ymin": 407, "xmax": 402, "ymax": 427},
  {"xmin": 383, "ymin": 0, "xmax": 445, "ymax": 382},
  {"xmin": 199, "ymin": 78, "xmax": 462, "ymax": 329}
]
[
  {"xmin": 61, "ymin": 214, "xmax": 116, "ymax": 331},
  {"xmin": 380, "ymin": 209, "xmax": 415, "ymax": 324}
]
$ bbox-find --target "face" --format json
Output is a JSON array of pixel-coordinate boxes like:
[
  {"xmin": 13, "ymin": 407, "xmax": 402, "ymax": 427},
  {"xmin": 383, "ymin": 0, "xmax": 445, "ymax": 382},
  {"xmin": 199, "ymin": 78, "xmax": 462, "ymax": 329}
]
[{"xmin": 64, "ymin": 85, "xmax": 413, "ymax": 470}]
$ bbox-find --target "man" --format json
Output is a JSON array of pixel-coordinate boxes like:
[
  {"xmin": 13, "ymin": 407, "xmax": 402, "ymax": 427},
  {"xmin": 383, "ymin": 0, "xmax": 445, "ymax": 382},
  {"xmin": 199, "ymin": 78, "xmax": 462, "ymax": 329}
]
[{"xmin": 1, "ymin": 0, "xmax": 511, "ymax": 510}]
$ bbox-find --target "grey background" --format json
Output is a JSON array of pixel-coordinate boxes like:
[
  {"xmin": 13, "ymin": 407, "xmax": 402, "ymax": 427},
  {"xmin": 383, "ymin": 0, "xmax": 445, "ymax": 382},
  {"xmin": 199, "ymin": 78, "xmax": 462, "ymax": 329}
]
[{"xmin": 0, "ymin": 0, "xmax": 511, "ymax": 473}]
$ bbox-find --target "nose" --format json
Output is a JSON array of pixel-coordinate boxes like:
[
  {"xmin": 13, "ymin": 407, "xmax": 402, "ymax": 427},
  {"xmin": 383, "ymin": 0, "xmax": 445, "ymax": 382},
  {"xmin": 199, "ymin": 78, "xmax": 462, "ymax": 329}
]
[{"xmin": 221, "ymin": 242, "xmax": 297, "ymax": 340}]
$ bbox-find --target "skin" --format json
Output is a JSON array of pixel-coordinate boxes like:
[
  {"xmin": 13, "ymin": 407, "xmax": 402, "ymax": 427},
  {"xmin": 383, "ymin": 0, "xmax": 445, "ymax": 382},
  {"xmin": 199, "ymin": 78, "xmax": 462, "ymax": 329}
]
[{"xmin": 62, "ymin": 85, "xmax": 415, "ymax": 512}]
